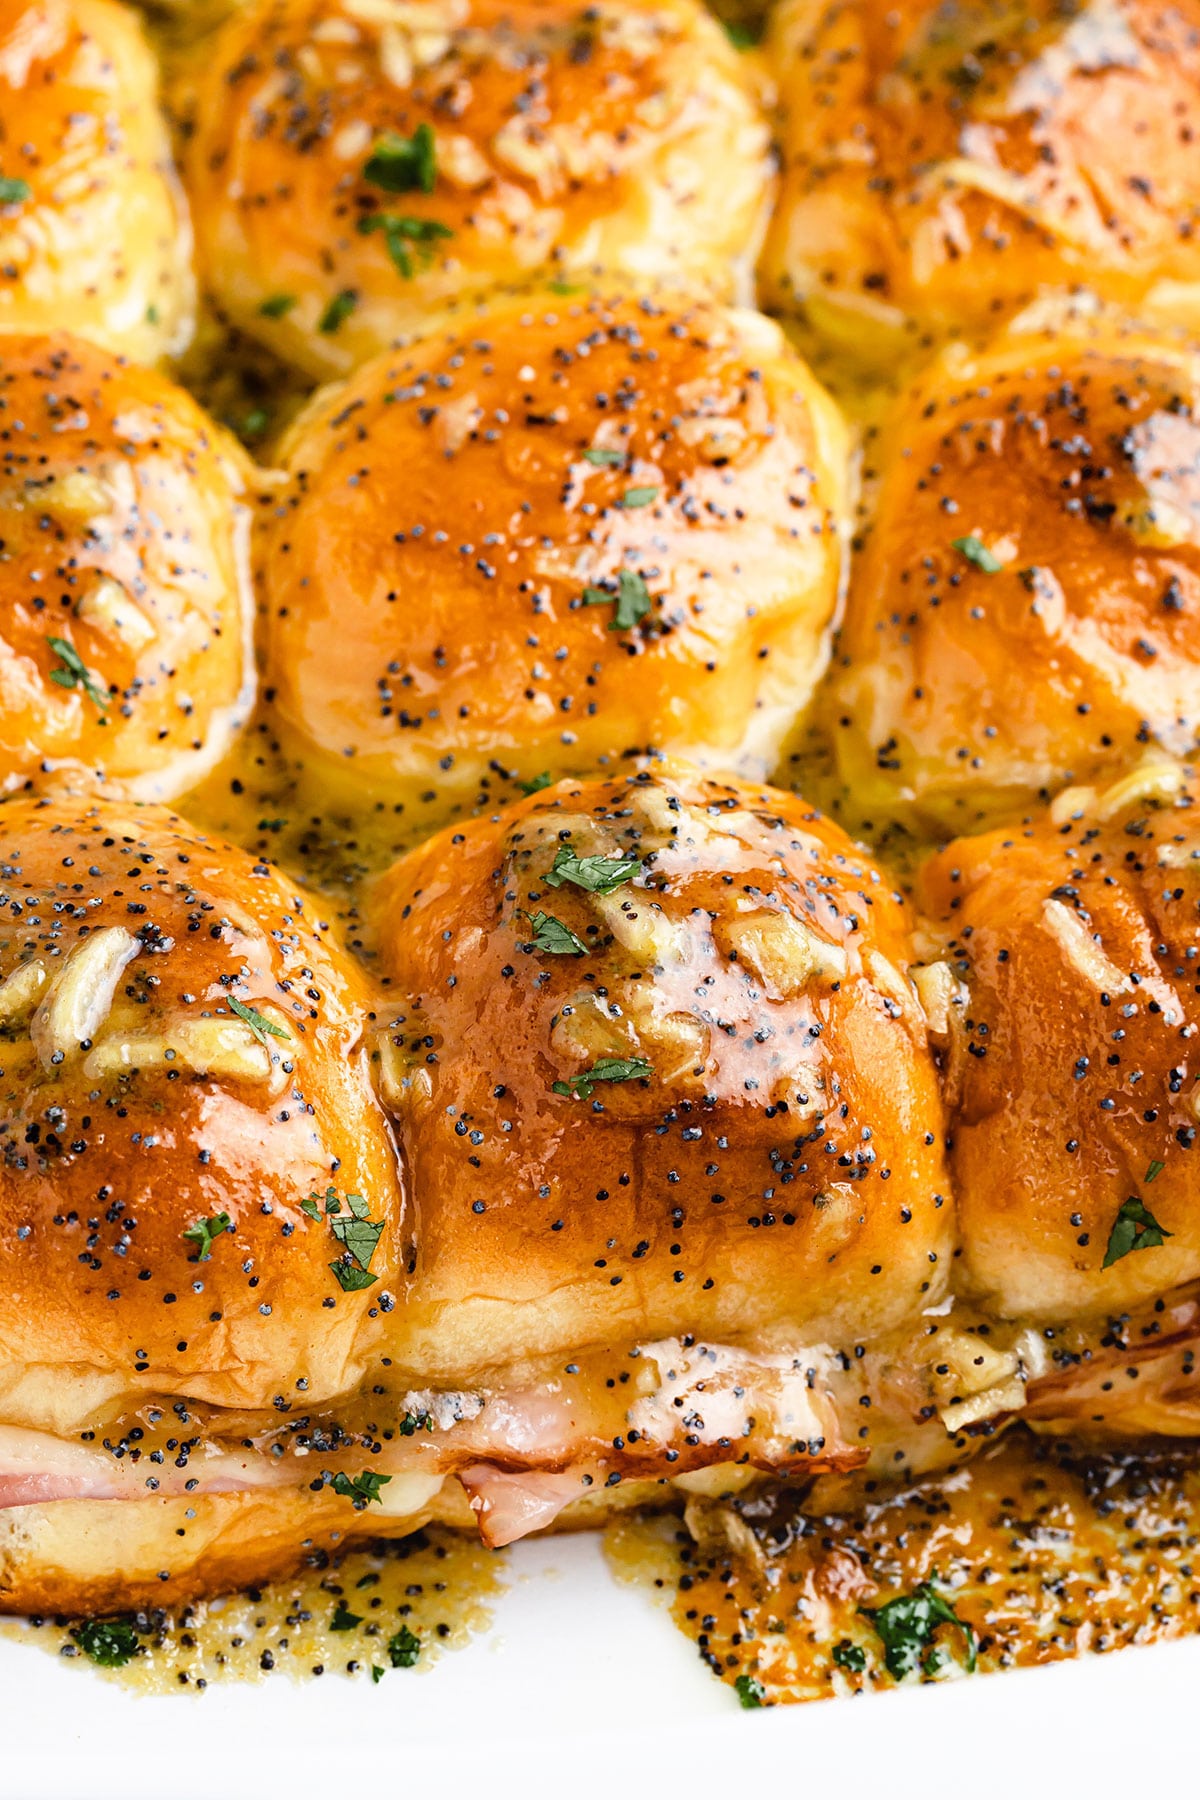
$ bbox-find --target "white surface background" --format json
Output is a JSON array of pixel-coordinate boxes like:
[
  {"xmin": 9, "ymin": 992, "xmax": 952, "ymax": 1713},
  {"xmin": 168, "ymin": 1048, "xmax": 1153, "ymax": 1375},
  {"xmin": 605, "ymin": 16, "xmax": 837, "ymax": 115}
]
[{"xmin": 1, "ymin": 1529, "xmax": 1197, "ymax": 1798}]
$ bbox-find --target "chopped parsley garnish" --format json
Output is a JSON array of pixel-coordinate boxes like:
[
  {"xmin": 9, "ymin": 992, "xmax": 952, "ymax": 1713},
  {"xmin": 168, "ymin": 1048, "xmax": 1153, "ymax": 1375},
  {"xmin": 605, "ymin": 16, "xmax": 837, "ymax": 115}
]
[
  {"xmin": 331, "ymin": 1470, "xmax": 393, "ymax": 1509},
  {"xmin": 259, "ymin": 293, "xmax": 297, "ymax": 317},
  {"xmin": 229, "ymin": 995, "xmax": 291, "ymax": 1047},
  {"xmin": 77, "ymin": 1618, "xmax": 140, "ymax": 1667},
  {"xmin": 364, "ymin": 123, "xmax": 437, "ymax": 194},
  {"xmin": 371, "ymin": 1664, "xmax": 386, "ymax": 1683},
  {"xmin": 583, "ymin": 447, "xmax": 625, "ymax": 467},
  {"xmin": 1146, "ymin": 1159, "xmax": 1165, "ymax": 1183},
  {"xmin": 952, "ymin": 534, "xmax": 1003, "ymax": 573},
  {"xmin": 832, "ymin": 1638, "xmax": 866, "ymax": 1673},
  {"xmin": 543, "ymin": 845, "xmax": 641, "ymax": 894},
  {"xmin": 357, "ymin": 212, "xmax": 453, "ymax": 278},
  {"xmin": 547, "ymin": 279, "xmax": 583, "ymax": 295},
  {"xmin": 582, "ymin": 569, "xmax": 652, "ymax": 631},
  {"xmin": 319, "ymin": 289, "xmax": 358, "ymax": 334},
  {"xmin": 388, "ymin": 1625, "xmax": 421, "ymax": 1668},
  {"xmin": 332, "ymin": 1196, "xmax": 385, "ymax": 1271},
  {"xmin": 183, "ymin": 1211, "xmax": 232, "ymax": 1263},
  {"xmin": 330, "ymin": 1249, "xmax": 381, "ymax": 1292},
  {"xmin": 330, "ymin": 1598, "xmax": 362, "ymax": 1632},
  {"xmin": 1102, "ymin": 1194, "xmax": 1173, "ymax": 1269},
  {"xmin": 520, "ymin": 910, "xmax": 587, "ymax": 956},
  {"xmin": 398, "ymin": 1410, "xmax": 434, "ymax": 1436},
  {"xmin": 317, "ymin": 1187, "xmax": 352, "ymax": 1216},
  {"xmin": 860, "ymin": 1580, "xmax": 977, "ymax": 1680},
  {"xmin": 734, "ymin": 1673, "xmax": 765, "ymax": 1708},
  {"xmin": 46, "ymin": 635, "xmax": 109, "ymax": 713},
  {"xmin": 553, "ymin": 1055, "xmax": 653, "ymax": 1099},
  {"xmin": 303, "ymin": 1185, "xmax": 386, "ymax": 1290},
  {"xmin": 331, "ymin": 1254, "xmax": 383, "ymax": 1293},
  {"xmin": 0, "ymin": 176, "xmax": 30, "ymax": 207},
  {"xmin": 621, "ymin": 485, "xmax": 658, "ymax": 508},
  {"xmin": 518, "ymin": 771, "xmax": 553, "ymax": 795},
  {"xmin": 724, "ymin": 19, "xmax": 761, "ymax": 47}
]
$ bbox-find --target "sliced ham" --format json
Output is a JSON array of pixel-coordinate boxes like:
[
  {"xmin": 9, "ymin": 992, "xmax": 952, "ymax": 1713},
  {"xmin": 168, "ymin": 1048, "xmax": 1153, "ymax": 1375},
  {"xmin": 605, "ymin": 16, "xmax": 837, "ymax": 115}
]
[
  {"xmin": 0, "ymin": 1334, "xmax": 862, "ymax": 1545},
  {"xmin": 0, "ymin": 1473, "xmax": 118, "ymax": 1507},
  {"xmin": 457, "ymin": 1467, "xmax": 582, "ymax": 1548},
  {"xmin": 0, "ymin": 1423, "xmax": 286, "ymax": 1508}
]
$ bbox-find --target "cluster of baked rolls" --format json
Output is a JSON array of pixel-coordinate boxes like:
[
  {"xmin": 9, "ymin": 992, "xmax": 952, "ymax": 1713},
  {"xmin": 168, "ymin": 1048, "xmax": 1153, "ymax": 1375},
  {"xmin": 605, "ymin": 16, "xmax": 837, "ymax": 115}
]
[{"xmin": 3, "ymin": 0, "xmax": 1200, "ymax": 1617}]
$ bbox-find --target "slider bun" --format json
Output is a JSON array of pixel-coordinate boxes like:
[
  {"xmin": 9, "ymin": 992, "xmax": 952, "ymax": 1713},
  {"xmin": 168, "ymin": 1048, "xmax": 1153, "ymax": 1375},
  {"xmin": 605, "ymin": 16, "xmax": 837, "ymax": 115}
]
[
  {"xmin": 0, "ymin": 1487, "xmax": 439, "ymax": 1617},
  {"xmin": 370, "ymin": 763, "xmax": 953, "ymax": 1383},
  {"xmin": 0, "ymin": 0, "xmax": 193, "ymax": 361},
  {"xmin": 0, "ymin": 333, "xmax": 256, "ymax": 804},
  {"xmin": 918, "ymin": 764, "xmax": 1200, "ymax": 1321},
  {"xmin": 0, "ymin": 792, "xmax": 404, "ymax": 1421},
  {"xmin": 180, "ymin": 0, "xmax": 773, "ymax": 378},
  {"xmin": 828, "ymin": 320, "xmax": 1200, "ymax": 833},
  {"xmin": 260, "ymin": 290, "xmax": 850, "ymax": 829},
  {"xmin": 759, "ymin": 0, "xmax": 1200, "ymax": 368}
]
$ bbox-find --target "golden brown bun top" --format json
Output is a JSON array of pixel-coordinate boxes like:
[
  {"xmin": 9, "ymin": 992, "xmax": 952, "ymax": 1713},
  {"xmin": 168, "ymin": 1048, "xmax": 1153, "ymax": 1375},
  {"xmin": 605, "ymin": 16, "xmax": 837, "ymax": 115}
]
[
  {"xmin": 0, "ymin": 0, "xmax": 193, "ymax": 361},
  {"xmin": 760, "ymin": 0, "xmax": 1200, "ymax": 364},
  {"xmin": 180, "ymin": 0, "xmax": 773, "ymax": 377},
  {"xmin": 259, "ymin": 289, "xmax": 850, "ymax": 832},
  {"xmin": 0, "ymin": 333, "xmax": 256, "ymax": 804},
  {"xmin": 828, "ymin": 318, "xmax": 1200, "ymax": 834},
  {"xmin": 370, "ymin": 763, "xmax": 953, "ymax": 1381},
  {"xmin": 918, "ymin": 763, "xmax": 1200, "ymax": 1320},
  {"xmin": 0, "ymin": 792, "xmax": 404, "ymax": 1418}
]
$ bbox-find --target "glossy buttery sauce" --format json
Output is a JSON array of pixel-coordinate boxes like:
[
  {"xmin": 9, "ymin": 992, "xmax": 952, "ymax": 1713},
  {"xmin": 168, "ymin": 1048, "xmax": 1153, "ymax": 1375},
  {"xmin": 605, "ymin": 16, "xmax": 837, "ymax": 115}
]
[
  {"xmin": 9, "ymin": 0, "xmax": 1200, "ymax": 1712},
  {"xmin": 1, "ymin": 1528, "xmax": 503, "ymax": 1692},
  {"xmin": 607, "ymin": 1431, "xmax": 1200, "ymax": 1704}
]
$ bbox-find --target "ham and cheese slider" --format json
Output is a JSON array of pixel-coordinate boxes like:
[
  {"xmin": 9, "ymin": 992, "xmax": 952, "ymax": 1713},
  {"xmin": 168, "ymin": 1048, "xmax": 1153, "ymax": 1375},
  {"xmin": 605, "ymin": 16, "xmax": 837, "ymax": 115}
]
[
  {"xmin": 0, "ymin": 793, "xmax": 404, "ymax": 1612},
  {"xmin": 918, "ymin": 763, "xmax": 1200, "ymax": 1324},
  {"xmin": 258, "ymin": 289, "xmax": 850, "ymax": 832},
  {"xmin": 179, "ymin": 0, "xmax": 773, "ymax": 377},
  {"xmin": 759, "ymin": 0, "xmax": 1200, "ymax": 371},
  {"xmin": 907, "ymin": 764, "xmax": 1200, "ymax": 1449},
  {"xmin": 0, "ymin": 0, "xmax": 193, "ymax": 360},
  {"xmin": 0, "ymin": 333, "xmax": 256, "ymax": 804},
  {"xmin": 827, "ymin": 316, "xmax": 1200, "ymax": 834},
  {"xmin": 367, "ymin": 764, "xmax": 954, "ymax": 1546}
]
